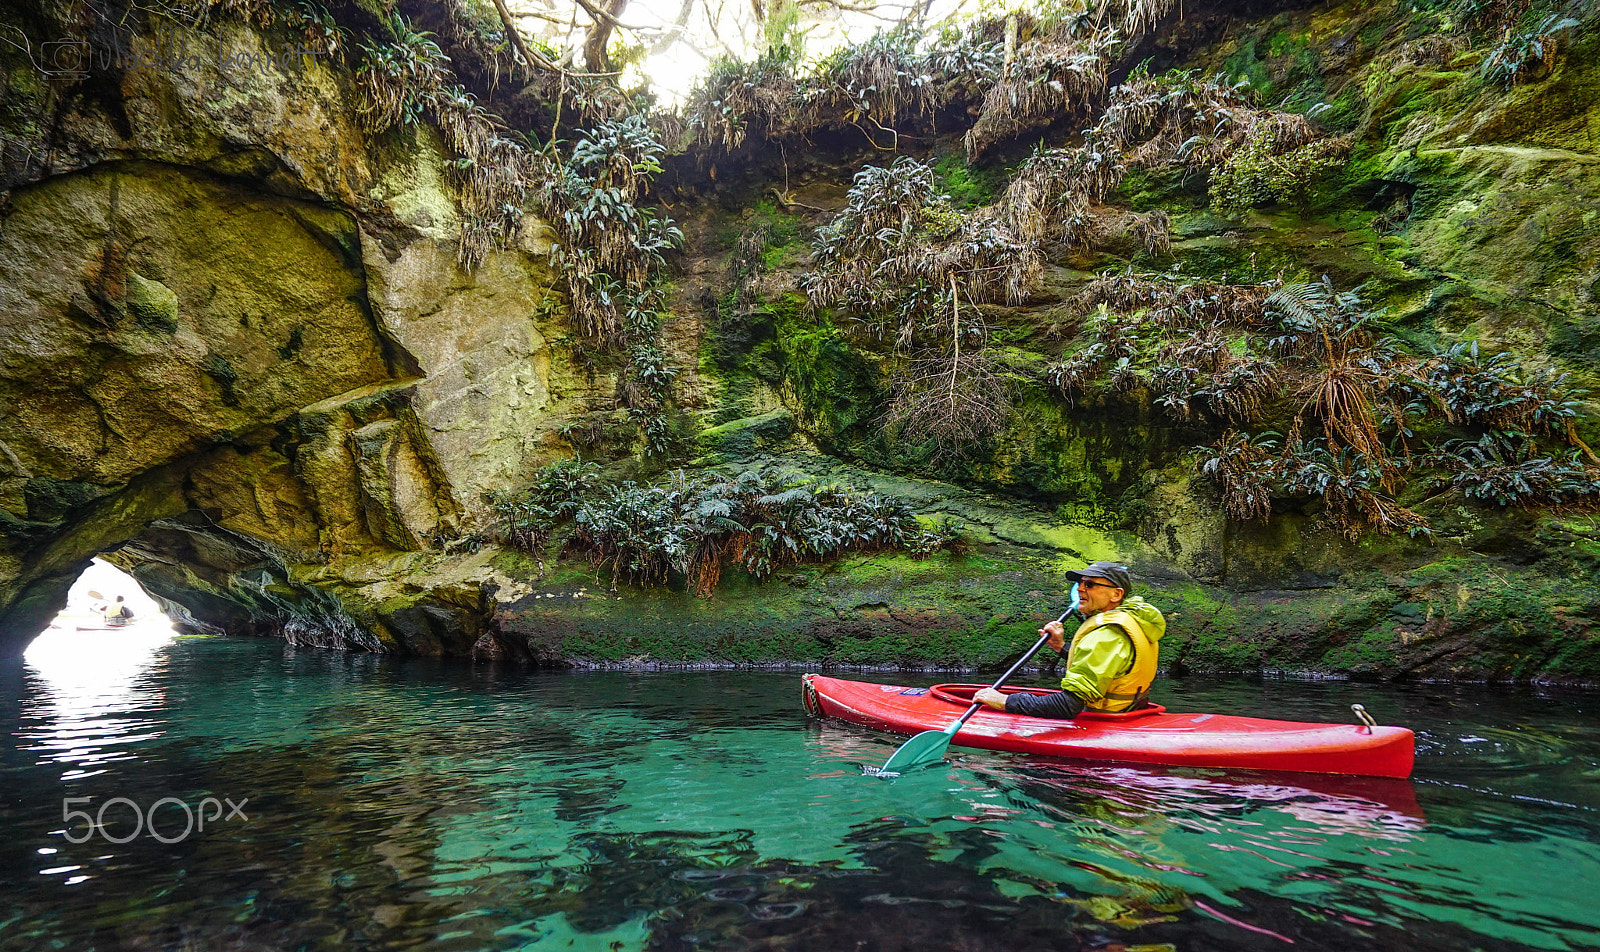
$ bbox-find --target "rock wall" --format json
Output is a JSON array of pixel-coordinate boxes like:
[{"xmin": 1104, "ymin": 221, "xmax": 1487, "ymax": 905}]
[
  {"xmin": 0, "ymin": 11, "xmax": 587, "ymax": 656},
  {"xmin": 1, "ymin": 0, "xmax": 1597, "ymax": 683}
]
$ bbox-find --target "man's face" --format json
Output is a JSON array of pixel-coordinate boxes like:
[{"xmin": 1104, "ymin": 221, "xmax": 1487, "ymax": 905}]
[{"xmin": 1077, "ymin": 579, "xmax": 1123, "ymax": 615}]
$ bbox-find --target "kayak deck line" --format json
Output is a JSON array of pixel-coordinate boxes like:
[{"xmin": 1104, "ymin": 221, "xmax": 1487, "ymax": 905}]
[{"xmin": 803, "ymin": 674, "xmax": 1415, "ymax": 778}]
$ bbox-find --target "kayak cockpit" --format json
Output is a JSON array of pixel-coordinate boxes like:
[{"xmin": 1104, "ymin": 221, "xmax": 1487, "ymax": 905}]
[{"xmin": 927, "ymin": 683, "xmax": 1167, "ymax": 720}]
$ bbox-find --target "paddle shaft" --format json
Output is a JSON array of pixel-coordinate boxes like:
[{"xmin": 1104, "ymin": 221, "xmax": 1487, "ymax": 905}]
[
  {"xmin": 873, "ymin": 591, "xmax": 1083, "ymax": 774},
  {"xmin": 950, "ymin": 603, "xmax": 1079, "ymax": 732}
]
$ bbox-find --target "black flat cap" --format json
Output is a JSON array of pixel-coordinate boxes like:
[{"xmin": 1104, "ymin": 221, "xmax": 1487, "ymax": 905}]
[{"xmin": 1065, "ymin": 561, "xmax": 1132, "ymax": 592}]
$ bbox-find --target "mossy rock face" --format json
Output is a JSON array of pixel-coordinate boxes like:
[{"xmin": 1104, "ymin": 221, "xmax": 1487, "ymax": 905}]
[
  {"xmin": 0, "ymin": 160, "xmax": 392, "ymax": 487},
  {"xmin": 125, "ymin": 273, "xmax": 179, "ymax": 332},
  {"xmin": 493, "ymin": 548, "xmax": 1078, "ymax": 670},
  {"xmin": 1393, "ymin": 145, "xmax": 1600, "ymax": 380},
  {"xmin": 770, "ymin": 304, "xmax": 884, "ymax": 452},
  {"xmin": 6, "ymin": 0, "xmax": 1600, "ymax": 685},
  {"xmin": 697, "ymin": 409, "xmax": 797, "ymax": 462},
  {"xmin": 395, "ymin": 528, "xmax": 1600, "ymax": 684},
  {"xmin": 1433, "ymin": 30, "xmax": 1600, "ymax": 157}
]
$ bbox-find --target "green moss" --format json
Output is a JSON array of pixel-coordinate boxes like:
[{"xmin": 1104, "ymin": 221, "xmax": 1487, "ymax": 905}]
[
  {"xmin": 932, "ymin": 152, "xmax": 1004, "ymax": 209},
  {"xmin": 1319, "ymin": 627, "xmax": 1404, "ymax": 672},
  {"xmin": 1223, "ymin": 34, "xmax": 1275, "ymax": 97},
  {"xmin": 1153, "ymin": 583, "xmax": 1260, "ymax": 672},
  {"xmin": 125, "ymin": 273, "xmax": 179, "ymax": 333},
  {"xmin": 751, "ymin": 199, "xmax": 802, "ymax": 247},
  {"xmin": 490, "ymin": 547, "xmax": 546, "ymax": 578},
  {"xmin": 696, "ymin": 409, "xmax": 795, "ymax": 461},
  {"xmin": 1541, "ymin": 630, "xmax": 1600, "ymax": 679},
  {"xmin": 706, "ymin": 290, "xmax": 783, "ymax": 378},
  {"xmin": 1115, "ymin": 167, "xmax": 1194, "ymax": 211},
  {"xmin": 1315, "ymin": 87, "xmax": 1366, "ymax": 133},
  {"xmin": 716, "ymin": 200, "xmax": 803, "ymax": 255},
  {"xmin": 496, "ymin": 547, "xmax": 1074, "ymax": 668},
  {"xmin": 771, "ymin": 297, "xmax": 882, "ymax": 448},
  {"xmin": 1221, "ymin": 26, "xmax": 1326, "ymax": 108},
  {"xmin": 1055, "ymin": 501, "xmax": 1121, "ymax": 531}
]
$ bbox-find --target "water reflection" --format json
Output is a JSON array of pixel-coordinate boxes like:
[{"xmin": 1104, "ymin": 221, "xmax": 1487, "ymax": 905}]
[
  {"xmin": 0, "ymin": 655, "xmax": 1597, "ymax": 951},
  {"xmin": 19, "ymin": 559, "xmax": 175, "ymax": 780},
  {"xmin": 23, "ymin": 627, "xmax": 173, "ymax": 713},
  {"xmin": 1017, "ymin": 762, "xmax": 1427, "ymax": 839}
]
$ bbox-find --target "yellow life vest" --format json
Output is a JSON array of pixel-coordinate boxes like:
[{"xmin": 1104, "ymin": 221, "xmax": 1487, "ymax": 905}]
[{"xmin": 1068, "ymin": 608, "xmax": 1159, "ymax": 712}]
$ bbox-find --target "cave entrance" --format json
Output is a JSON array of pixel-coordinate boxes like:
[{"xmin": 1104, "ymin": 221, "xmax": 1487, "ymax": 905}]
[
  {"xmin": 18, "ymin": 559, "xmax": 177, "ymax": 770},
  {"xmin": 23, "ymin": 559, "xmax": 176, "ymax": 673}
]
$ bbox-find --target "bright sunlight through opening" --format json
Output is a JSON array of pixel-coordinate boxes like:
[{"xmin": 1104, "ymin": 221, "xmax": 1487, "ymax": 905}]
[{"xmin": 23, "ymin": 560, "xmax": 176, "ymax": 744}]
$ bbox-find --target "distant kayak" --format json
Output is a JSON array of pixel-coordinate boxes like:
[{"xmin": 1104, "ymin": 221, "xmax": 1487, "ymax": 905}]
[{"xmin": 802, "ymin": 675, "xmax": 1415, "ymax": 778}]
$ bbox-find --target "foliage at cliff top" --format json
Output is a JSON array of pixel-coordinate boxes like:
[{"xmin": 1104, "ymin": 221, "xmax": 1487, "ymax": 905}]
[
  {"xmin": 795, "ymin": 65, "xmax": 1348, "ymax": 462},
  {"xmin": 487, "ymin": 462, "xmax": 961, "ymax": 594},
  {"xmin": 675, "ymin": 1, "xmax": 1218, "ymax": 158},
  {"xmin": 165, "ymin": 0, "xmax": 1598, "ymax": 251}
]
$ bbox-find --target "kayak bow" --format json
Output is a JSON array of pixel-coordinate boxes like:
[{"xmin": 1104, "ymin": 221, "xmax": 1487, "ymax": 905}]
[{"xmin": 802, "ymin": 676, "xmax": 1415, "ymax": 778}]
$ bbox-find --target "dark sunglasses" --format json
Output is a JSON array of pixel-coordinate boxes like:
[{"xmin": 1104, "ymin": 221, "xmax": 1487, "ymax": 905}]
[{"xmin": 1078, "ymin": 580, "xmax": 1118, "ymax": 590}]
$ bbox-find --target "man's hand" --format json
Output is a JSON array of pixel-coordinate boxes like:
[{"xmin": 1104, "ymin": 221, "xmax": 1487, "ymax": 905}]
[
  {"xmin": 1040, "ymin": 620, "xmax": 1066, "ymax": 652},
  {"xmin": 973, "ymin": 687, "xmax": 1008, "ymax": 710}
]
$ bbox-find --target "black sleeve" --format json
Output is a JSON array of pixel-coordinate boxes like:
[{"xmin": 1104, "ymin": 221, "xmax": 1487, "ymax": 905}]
[{"xmin": 1003, "ymin": 689, "xmax": 1086, "ymax": 720}]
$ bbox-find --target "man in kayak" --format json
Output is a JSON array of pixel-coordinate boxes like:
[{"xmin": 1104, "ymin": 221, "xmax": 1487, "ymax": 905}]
[
  {"xmin": 103, "ymin": 596, "xmax": 134, "ymax": 627},
  {"xmin": 973, "ymin": 561, "xmax": 1165, "ymax": 719}
]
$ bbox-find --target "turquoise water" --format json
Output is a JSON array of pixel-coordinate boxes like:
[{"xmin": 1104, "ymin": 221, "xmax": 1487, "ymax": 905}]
[{"xmin": 2, "ymin": 631, "xmax": 1599, "ymax": 951}]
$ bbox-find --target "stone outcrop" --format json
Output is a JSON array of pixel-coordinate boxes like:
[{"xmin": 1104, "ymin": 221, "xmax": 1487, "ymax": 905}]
[{"xmin": 0, "ymin": 11, "xmax": 590, "ymax": 656}]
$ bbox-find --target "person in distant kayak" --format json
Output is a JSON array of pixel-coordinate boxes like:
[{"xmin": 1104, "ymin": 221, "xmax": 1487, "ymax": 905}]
[
  {"xmin": 103, "ymin": 596, "xmax": 134, "ymax": 627},
  {"xmin": 974, "ymin": 561, "xmax": 1165, "ymax": 719}
]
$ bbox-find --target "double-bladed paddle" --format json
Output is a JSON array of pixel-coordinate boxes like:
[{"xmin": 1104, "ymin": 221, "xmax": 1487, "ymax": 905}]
[{"xmin": 869, "ymin": 584, "xmax": 1081, "ymax": 776}]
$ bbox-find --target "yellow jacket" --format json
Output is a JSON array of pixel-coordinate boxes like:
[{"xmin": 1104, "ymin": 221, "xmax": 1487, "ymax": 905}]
[{"xmin": 1060, "ymin": 596, "xmax": 1165, "ymax": 712}]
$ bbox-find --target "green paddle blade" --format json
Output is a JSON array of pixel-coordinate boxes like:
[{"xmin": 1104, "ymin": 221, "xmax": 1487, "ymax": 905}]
[
  {"xmin": 871, "ymin": 590, "xmax": 1077, "ymax": 778},
  {"xmin": 879, "ymin": 724, "xmax": 959, "ymax": 773}
]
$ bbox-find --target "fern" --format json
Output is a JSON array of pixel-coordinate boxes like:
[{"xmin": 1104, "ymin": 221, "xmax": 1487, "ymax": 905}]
[{"xmin": 1264, "ymin": 279, "xmax": 1334, "ymax": 333}]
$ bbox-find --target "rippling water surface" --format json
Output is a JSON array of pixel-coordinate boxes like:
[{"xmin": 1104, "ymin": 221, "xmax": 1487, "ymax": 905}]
[{"xmin": 2, "ymin": 629, "xmax": 1598, "ymax": 951}]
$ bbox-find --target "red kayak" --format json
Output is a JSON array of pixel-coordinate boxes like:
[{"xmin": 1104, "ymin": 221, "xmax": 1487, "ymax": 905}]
[{"xmin": 802, "ymin": 675, "xmax": 1415, "ymax": 778}]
